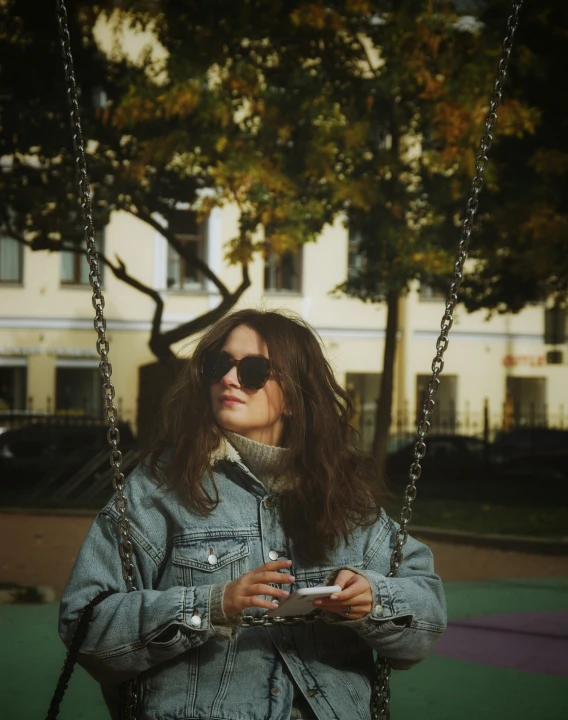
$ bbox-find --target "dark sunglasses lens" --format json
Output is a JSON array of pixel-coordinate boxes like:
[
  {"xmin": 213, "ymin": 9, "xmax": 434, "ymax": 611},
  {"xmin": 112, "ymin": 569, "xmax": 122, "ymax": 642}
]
[
  {"xmin": 239, "ymin": 357, "xmax": 270, "ymax": 389},
  {"xmin": 205, "ymin": 353, "xmax": 233, "ymax": 382}
]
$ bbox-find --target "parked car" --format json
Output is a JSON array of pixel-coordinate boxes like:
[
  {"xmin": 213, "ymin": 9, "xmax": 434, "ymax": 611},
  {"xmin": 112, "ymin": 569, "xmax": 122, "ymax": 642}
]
[
  {"xmin": 0, "ymin": 421, "xmax": 135, "ymax": 460},
  {"xmin": 492, "ymin": 427, "xmax": 568, "ymax": 459},
  {"xmin": 386, "ymin": 433, "xmax": 568, "ymax": 503},
  {"xmin": 0, "ymin": 421, "xmax": 137, "ymax": 504},
  {"xmin": 386, "ymin": 434, "xmax": 505, "ymax": 486},
  {"xmin": 496, "ymin": 451, "xmax": 568, "ymax": 484}
]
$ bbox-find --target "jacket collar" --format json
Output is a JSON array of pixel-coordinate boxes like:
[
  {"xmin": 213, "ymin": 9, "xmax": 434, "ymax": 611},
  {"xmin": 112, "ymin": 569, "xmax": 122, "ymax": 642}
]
[{"xmin": 210, "ymin": 436, "xmax": 242, "ymax": 466}]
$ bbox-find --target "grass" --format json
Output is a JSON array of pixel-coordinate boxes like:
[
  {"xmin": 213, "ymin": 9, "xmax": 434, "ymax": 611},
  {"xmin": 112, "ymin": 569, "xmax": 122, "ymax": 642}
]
[
  {"xmin": 384, "ymin": 497, "xmax": 568, "ymax": 538},
  {"xmin": 2, "ymin": 485, "xmax": 567, "ymax": 540}
]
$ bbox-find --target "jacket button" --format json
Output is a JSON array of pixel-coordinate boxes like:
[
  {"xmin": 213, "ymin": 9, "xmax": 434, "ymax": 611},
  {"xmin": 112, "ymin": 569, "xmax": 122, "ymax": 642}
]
[
  {"xmin": 268, "ymin": 550, "xmax": 281, "ymax": 561},
  {"xmin": 190, "ymin": 613, "xmax": 202, "ymax": 628},
  {"xmin": 208, "ymin": 554, "xmax": 218, "ymax": 565},
  {"xmin": 374, "ymin": 604, "xmax": 384, "ymax": 616},
  {"xmin": 270, "ymin": 688, "xmax": 281, "ymax": 696}
]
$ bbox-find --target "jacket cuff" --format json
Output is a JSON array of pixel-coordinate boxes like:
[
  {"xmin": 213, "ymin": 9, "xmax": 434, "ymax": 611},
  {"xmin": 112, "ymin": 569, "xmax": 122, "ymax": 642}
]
[
  {"xmin": 323, "ymin": 566, "xmax": 412, "ymax": 631},
  {"xmin": 208, "ymin": 583, "xmax": 243, "ymax": 640}
]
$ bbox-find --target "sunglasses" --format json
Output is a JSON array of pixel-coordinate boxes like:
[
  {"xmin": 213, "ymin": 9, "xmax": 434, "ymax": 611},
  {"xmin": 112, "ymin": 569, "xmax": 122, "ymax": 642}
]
[{"xmin": 204, "ymin": 351, "xmax": 274, "ymax": 390}]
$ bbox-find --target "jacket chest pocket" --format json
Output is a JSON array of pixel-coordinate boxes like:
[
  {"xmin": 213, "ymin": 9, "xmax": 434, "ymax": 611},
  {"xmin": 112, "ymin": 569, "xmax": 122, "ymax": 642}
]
[{"xmin": 172, "ymin": 536, "xmax": 250, "ymax": 587}]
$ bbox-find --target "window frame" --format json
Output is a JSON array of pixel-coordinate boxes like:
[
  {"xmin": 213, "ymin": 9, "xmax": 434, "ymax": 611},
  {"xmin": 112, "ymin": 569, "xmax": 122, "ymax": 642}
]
[
  {"xmin": 60, "ymin": 232, "xmax": 105, "ymax": 288},
  {"xmin": 0, "ymin": 362, "xmax": 28, "ymax": 411},
  {"xmin": 55, "ymin": 363, "xmax": 103, "ymax": 417},
  {"xmin": 0, "ymin": 236, "xmax": 24, "ymax": 286},
  {"xmin": 347, "ymin": 227, "xmax": 366, "ymax": 281},
  {"xmin": 263, "ymin": 246, "xmax": 303, "ymax": 295},
  {"xmin": 166, "ymin": 230, "xmax": 208, "ymax": 293},
  {"xmin": 418, "ymin": 284, "xmax": 446, "ymax": 303}
]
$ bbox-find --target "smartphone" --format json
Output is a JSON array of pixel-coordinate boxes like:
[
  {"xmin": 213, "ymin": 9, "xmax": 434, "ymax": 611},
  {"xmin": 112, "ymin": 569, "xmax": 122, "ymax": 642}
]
[{"xmin": 266, "ymin": 585, "xmax": 342, "ymax": 617}]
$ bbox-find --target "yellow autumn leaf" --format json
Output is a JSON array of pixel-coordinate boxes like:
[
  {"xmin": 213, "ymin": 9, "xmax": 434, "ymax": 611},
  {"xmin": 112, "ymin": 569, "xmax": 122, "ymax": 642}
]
[{"xmin": 215, "ymin": 136, "xmax": 228, "ymax": 153}]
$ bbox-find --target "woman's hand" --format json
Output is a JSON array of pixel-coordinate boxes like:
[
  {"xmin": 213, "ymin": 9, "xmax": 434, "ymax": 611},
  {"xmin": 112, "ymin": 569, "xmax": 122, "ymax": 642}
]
[
  {"xmin": 223, "ymin": 559, "xmax": 295, "ymax": 616},
  {"xmin": 314, "ymin": 569, "xmax": 373, "ymax": 620}
]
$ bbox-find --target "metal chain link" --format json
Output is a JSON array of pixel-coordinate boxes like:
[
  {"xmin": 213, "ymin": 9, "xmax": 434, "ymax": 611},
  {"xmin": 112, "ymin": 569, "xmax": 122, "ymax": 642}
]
[
  {"xmin": 55, "ymin": 1, "xmax": 523, "ymax": 718},
  {"xmin": 55, "ymin": 1, "xmax": 138, "ymax": 717},
  {"xmin": 240, "ymin": 611, "xmax": 322, "ymax": 628},
  {"xmin": 372, "ymin": 2, "xmax": 524, "ymax": 718}
]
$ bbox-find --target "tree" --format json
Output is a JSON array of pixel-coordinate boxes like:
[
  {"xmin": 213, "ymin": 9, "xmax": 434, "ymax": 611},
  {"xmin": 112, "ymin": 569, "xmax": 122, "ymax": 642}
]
[
  {"xmin": 3, "ymin": 1, "xmax": 565, "ymax": 482},
  {"xmin": 0, "ymin": 0, "xmax": 253, "ymax": 363},
  {"xmin": 456, "ymin": 2, "xmax": 568, "ymax": 315},
  {"xmin": 313, "ymin": 0, "xmax": 540, "ymax": 476},
  {"xmin": 334, "ymin": 0, "xmax": 567, "ymax": 477},
  {"xmin": 130, "ymin": 0, "xmax": 539, "ymax": 477}
]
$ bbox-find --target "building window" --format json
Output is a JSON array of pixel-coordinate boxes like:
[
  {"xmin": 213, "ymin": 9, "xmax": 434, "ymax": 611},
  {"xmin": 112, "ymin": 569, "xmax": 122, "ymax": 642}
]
[
  {"xmin": 505, "ymin": 376, "xmax": 547, "ymax": 427},
  {"xmin": 167, "ymin": 211, "xmax": 207, "ymax": 291},
  {"xmin": 0, "ymin": 365, "xmax": 27, "ymax": 411},
  {"xmin": 345, "ymin": 373, "xmax": 381, "ymax": 452},
  {"xmin": 264, "ymin": 248, "xmax": 302, "ymax": 293},
  {"xmin": 61, "ymin": 234, "xmax": 105, "ymax": 286},
  {"xmin": 347, "ymin": 227, "xmax": 366, "ymax": 281},
  {"xmin": 418, "ymin": 284, "xmax": 446, "ymax": 302},
  {"xmin": 56, "ymin": 366, "xmax": 103, "ymax": 416},
  {"xmin": 0, "ymin": 236, "xmax": 23, "ymax": 284}
]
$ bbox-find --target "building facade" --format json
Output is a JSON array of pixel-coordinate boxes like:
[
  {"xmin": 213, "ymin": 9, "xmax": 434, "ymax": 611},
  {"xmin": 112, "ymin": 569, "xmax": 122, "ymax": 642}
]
[{"xmin": 0, "ymin": 206, "xmax": 566, "ymax": 447}]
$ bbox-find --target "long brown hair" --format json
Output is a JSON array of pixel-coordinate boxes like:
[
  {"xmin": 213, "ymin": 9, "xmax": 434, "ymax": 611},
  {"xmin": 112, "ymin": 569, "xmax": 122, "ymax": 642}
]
[{"xmin": 150, "ymin": 309, "xmax": 385, "ymax": 563}]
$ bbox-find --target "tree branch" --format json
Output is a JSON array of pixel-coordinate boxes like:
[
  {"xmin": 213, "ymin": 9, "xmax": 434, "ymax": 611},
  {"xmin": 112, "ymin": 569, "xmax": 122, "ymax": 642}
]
[
  {"xmin": 159, "ymin": 263, "xmax": 250, "ymax": 348},
  {"xmin": 109, "ymin": 255, "xmax": 174, "ymax": 362},
  {"xmin": 6, "ymin": 230, "xmax": 175, "ymax": 363},
  {"xmin": 132, "ymin": 206, "xmax": 231, "ymax": 298}
]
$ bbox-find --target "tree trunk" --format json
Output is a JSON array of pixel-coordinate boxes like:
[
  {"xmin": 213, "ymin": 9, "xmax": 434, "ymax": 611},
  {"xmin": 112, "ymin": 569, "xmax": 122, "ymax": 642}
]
[{"xmin": 372, "ymin": 288, "xmax": 400, "ymax": 482}]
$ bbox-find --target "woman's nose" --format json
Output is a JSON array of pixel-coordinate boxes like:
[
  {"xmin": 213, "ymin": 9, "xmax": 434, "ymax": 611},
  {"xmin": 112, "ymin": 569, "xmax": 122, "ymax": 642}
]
[{"xmin": 221, "ymin": 365, "xmax": 240, "ymax": 387}]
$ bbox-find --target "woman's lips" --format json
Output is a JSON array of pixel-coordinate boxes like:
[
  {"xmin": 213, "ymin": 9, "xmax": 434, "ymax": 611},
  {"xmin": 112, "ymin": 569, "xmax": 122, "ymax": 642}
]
[{"xmin": 220, "ymin": 396, "xmax": 244, "ymax": 407}]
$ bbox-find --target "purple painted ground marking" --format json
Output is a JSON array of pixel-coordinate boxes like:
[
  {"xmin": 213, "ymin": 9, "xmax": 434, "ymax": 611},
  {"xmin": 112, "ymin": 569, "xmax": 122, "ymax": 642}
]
[{"xmin": 434, "ymin": 611, "xmax": 568, "ymax": 677}]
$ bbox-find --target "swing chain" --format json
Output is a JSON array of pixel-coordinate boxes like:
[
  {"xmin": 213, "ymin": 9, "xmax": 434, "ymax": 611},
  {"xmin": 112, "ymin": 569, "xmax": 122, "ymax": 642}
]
[
  {"xmin": 56, "ymin": 1, "xmax": 139, "ymax": 717},
  {"xmin": 372, "ymin": 2, "xmax": 524, "ymax": 719},
  {"xmin": 54, "ymin": 0, "xmax": 523, "ymax": 718},
  {"xmin": 240, "ymin": 611, "xmax": 322, "ymax": 628}
]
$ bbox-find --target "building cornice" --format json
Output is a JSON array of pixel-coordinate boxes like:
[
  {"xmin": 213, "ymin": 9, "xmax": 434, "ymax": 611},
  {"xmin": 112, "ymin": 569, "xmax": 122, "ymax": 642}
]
[
  {"xmin": 0, "ymin": 317, "xmax": 545, "ymax": 343},
  {"xmin": 413, "ymin": 329, "xmax": 544, "ymax": 343},
  {"xmin": 0, "ymin": 315, "xmax": 388, "ymax": 339}
]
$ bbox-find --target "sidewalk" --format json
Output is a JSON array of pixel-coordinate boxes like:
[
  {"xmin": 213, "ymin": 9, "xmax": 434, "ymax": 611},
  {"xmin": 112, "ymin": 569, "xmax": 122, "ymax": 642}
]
[
  {"xmin": 2, "ymin": 512, "xmax": 568, "ymax": 599},
  {"xmin": 1, "ymin": 577, "xmax": 566, "ymax": 720}
]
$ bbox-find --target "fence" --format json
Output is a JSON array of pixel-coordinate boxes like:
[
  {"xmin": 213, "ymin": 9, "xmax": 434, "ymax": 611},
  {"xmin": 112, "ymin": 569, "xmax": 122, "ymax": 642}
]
[
  {"xmin": 0, "ymin": 398, "xmax": 136, "ymax": 435},
  {"xmin": 356, "ymin": 399, "xmax": 568, "ymax": 453},
  {"xmin": 0, "ymin": 408, "xmax": 139, "ymax": 509}
]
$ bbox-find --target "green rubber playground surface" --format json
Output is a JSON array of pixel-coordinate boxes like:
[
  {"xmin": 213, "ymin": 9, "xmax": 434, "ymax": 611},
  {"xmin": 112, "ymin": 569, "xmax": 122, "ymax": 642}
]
[{"xmin": 1, "ymin": 577, "xmax": 567, "ymax": 720}]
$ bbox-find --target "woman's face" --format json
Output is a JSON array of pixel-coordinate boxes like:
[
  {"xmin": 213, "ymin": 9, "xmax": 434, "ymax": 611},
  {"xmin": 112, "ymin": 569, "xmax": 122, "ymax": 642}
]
[{"xmin": 209, "ymin": 324, "xmax": 286, "ymax": 446}]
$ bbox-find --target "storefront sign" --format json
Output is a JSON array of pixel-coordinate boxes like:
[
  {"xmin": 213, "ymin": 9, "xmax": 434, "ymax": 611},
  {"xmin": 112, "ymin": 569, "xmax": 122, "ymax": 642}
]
[
  {"xmin": 502, "ymin": 354, "xmax": 546, "ymax": 367},
  {"xmin": 0, "ymin": 346, "xmax": 43, "ymax": 356},
  {"xmin": 47, "ymin": 348, "xmax": 100, "ymax": 358}
]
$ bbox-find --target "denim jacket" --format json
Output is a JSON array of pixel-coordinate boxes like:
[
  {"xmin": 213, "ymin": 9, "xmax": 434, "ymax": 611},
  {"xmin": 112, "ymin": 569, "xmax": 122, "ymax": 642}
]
[{"xmin": 59, "ymin": 444, "xmax": 447, "ymax": 720}]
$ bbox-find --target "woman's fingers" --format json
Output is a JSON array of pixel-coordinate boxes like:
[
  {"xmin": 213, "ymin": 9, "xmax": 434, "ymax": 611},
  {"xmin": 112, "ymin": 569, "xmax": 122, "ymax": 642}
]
[
  {"xmin": 246, "ymin": 594, "xmax": 286, "ymax": 610},
  {"xmin": 253, "ymin": 570, "xmax": 295, "ymax": 585},
  {"xmin": 248, "ymin": 582, "xmax": 290, "ymax": 597},
  {"xmin": 332, "ymin": 574, "xmax": 370, "ymax": 601},
  {"xmin": 223, "ymin": 560, "xmax": 295, "ymax": 615},
  {"xmin": 313, "ymin": 572, "xmax": 372, "ymax": 617},
  {"xmin": 316, "ymin": 597, "xmax": 370, "ymax": 611},
  {"xmin": 261, "ymin": 559, "xmax": 293, "ymax": 572},
  {"xmin": 333, "ymin": 568, "xmax": 357, "ymax": 590},
  {"xmin": 316, "ymin": 599, "xmax": 372, "ymax": 619}
]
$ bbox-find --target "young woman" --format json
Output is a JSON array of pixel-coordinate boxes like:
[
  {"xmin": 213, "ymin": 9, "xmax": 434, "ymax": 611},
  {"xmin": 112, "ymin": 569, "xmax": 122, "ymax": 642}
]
[{"xmin": 60, "ymin": 309, "xmax": 446, "ymax": 720}]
